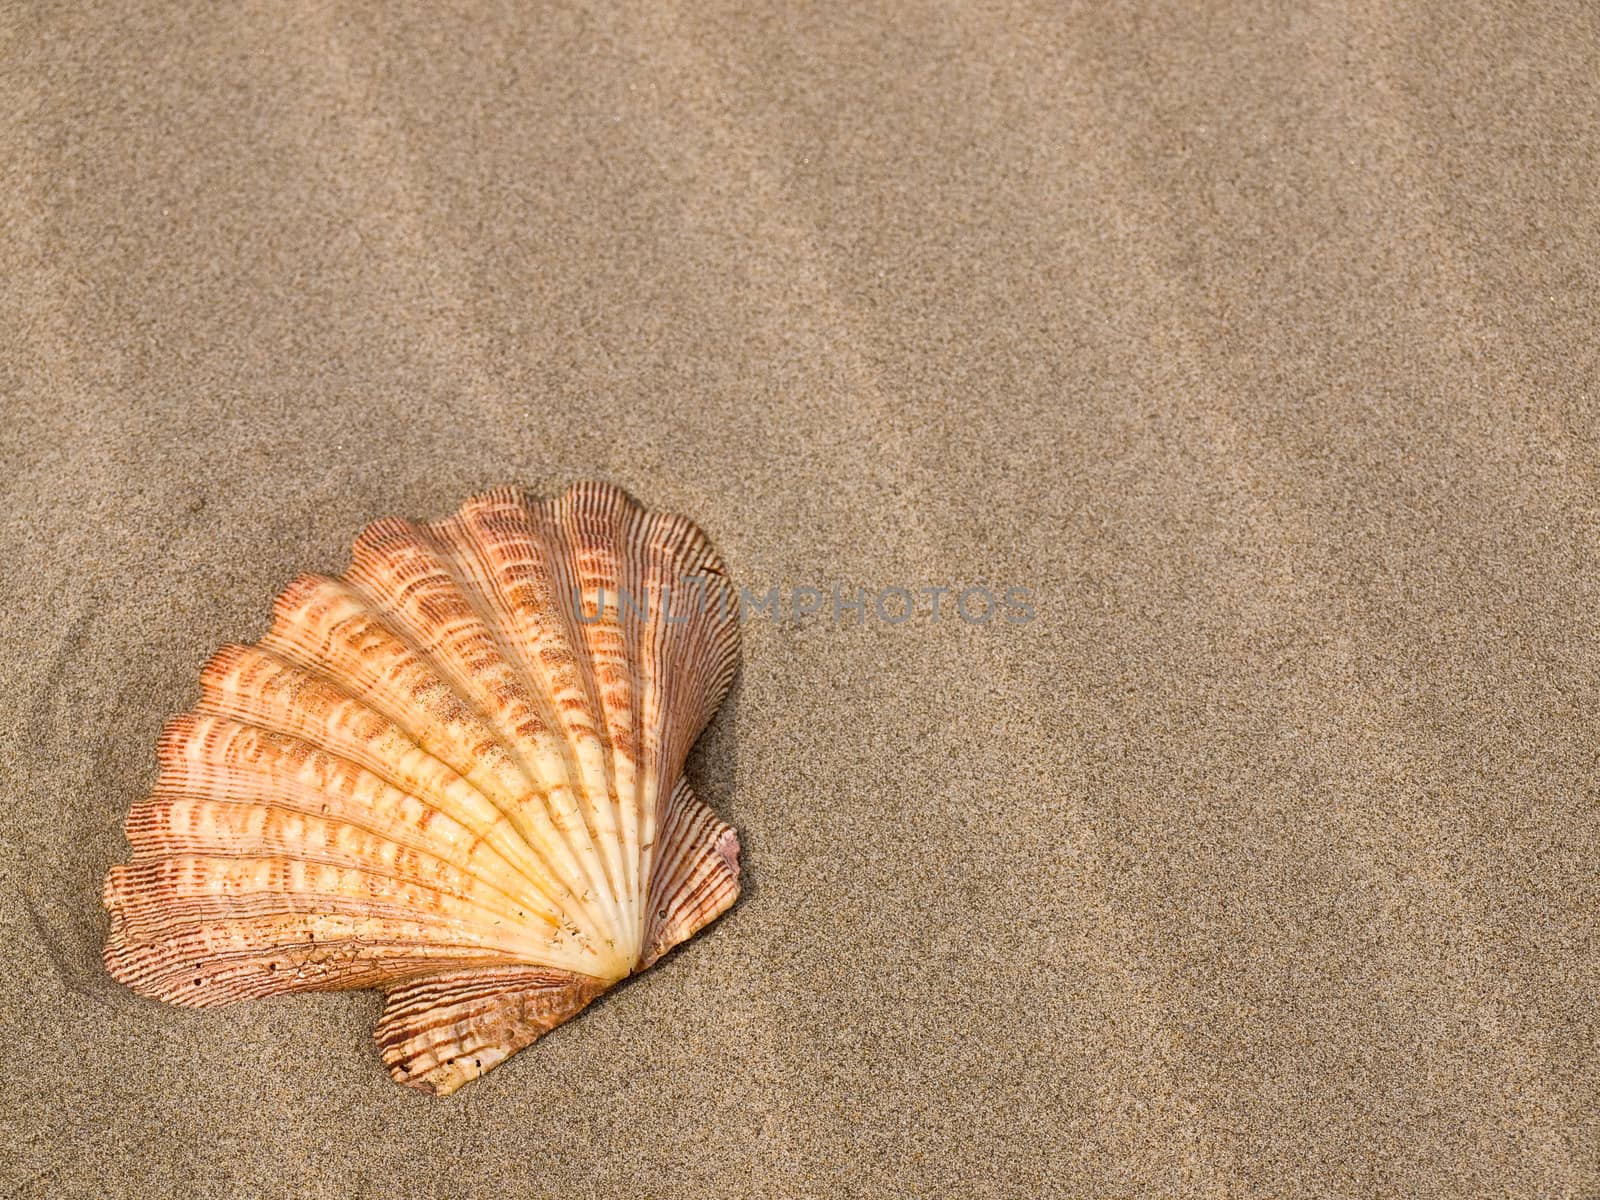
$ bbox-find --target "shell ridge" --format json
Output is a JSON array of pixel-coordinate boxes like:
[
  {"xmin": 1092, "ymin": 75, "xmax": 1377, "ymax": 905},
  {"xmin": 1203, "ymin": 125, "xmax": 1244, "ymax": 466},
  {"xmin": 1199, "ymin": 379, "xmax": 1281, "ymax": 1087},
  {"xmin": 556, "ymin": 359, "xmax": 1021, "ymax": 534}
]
[
  {"xmin": 335, "ymin": 532, "xmax": 625, "ymax": 954},
  {"xmin": 422, "ymin": 511, "xmax": 627, "ymax": 951},
  {"xmin": 122, "ymin": 794, "xmax": 570, "ymax": 937},
  {"xmin": 108, "ymin": 908, "xmax": 544, "ymax": 998},
  {"xmin": 105, "ymin": 910, "xmax": 536, "ymax": 999},
  {"xmin": 249, "ymin": 615, "xmax": 591, "ymax": 924},
  {"xmin": 395, "ymin": 512, "xmax": 621, "ymax": 932},
  {"xmin": 435, "ymin": 502, "xmax": 631, "ymax": 968},
  {"xmin": 512, "ymin": 495, "xmax": 631, "ymax": 943},
  {"xmin": 663, "ymin": 530, "xmax": 741, "ymax": 754},
  {"xmin": 150, "ymin": 713, "xmax": 575, "ymax": 923},
  {"xmin": 188, "ymin": 656, "xmax": 584, "ymax": 926},
  {"xmin": 128, "ymin": 781, "xmax": 555, "ymax": 920},
  {"xmin": 547, "ymin": 484, "xmax": 645, "ymax": 953},
  {"xmin": 105, "ymin": 921, "xmax": 525, "ymax": 1007},
  {"xmin": 106, "ymin": 854, "xmax": 561, "ymax": 956},
  {"xmin": 625, "ymin": 512, "xmax": 675, "ymax": 946},
  {"xmin": 618, "ymin": 515, "xmax": 651, "ymax": 953},
  {"xmin": 639, "ymin": 554, "xmax": 682, "ymax": 936}
]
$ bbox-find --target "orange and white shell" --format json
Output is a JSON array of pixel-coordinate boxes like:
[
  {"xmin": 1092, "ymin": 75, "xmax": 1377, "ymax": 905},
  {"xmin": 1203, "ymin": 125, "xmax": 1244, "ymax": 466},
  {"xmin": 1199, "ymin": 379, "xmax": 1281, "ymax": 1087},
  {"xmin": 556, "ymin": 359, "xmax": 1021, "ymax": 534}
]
[{"xmin": 103, "ymin": 482, "xmax": 743, "ymax": 1095}]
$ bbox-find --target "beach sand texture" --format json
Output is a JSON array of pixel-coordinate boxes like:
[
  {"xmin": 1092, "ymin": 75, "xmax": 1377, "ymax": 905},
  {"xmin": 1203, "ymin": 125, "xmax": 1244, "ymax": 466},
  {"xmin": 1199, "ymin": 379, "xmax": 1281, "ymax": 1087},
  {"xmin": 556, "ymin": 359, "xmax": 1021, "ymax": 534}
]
[{"xmin": 2, "ymin": 4, "xmax": 1596, "ymax": 1196}]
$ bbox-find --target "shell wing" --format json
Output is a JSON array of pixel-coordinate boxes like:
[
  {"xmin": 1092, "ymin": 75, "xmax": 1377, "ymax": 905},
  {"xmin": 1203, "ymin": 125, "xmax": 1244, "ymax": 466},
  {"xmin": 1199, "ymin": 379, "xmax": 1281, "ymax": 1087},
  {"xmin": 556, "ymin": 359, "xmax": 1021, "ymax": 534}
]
[
  {"xmin": 642, "ymin": 778, "xmax": 743, "ymax": 970},
  {"xmin": 103, "ymin": 482, "xmax": 742, "ymax": 1090},
  {"xmin": 376, "ymin": 966, "xmax": 606, "ymax": 1096}
]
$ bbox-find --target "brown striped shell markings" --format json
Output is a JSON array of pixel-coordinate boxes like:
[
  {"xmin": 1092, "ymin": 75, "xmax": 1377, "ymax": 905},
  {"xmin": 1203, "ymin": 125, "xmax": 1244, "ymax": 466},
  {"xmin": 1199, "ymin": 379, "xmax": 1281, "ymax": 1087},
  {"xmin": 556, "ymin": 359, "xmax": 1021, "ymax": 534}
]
[{"xmin": 103, "ymin": 482, "xmax": 743, "ymax": 1094}]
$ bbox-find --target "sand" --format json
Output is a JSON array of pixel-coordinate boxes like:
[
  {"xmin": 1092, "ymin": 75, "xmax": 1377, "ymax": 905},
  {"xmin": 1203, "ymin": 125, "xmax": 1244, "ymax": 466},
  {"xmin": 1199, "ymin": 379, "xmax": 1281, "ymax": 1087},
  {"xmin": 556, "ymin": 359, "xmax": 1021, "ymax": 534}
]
[{"xmin": 2, "ymin": 3, "xmax": 1597, "ymax": 1196}]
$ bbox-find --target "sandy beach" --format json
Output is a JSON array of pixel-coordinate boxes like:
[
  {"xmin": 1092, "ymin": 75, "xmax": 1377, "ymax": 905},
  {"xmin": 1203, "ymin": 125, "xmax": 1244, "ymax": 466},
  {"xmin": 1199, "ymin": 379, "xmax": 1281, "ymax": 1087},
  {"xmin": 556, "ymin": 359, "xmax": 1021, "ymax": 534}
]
[{"xmin": 2, "ymin": 3, "xmax": 1597, "ymax": 1195}]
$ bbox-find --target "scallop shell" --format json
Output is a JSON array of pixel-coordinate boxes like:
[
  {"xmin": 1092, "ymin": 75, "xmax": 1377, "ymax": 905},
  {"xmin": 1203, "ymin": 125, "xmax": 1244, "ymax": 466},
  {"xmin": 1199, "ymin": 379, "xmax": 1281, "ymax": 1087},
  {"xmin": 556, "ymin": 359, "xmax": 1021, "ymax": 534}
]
[{"xmin": 103, "ymin": 482, "xmax": 743, "ymax": 1094}]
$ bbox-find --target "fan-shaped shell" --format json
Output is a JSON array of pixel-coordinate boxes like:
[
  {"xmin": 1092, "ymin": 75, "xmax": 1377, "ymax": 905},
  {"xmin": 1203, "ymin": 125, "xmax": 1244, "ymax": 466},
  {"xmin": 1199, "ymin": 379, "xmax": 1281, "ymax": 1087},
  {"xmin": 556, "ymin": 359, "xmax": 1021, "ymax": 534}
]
[{"xmin": 103, "ymin": 482, "xmax": 743, "ymax": 1094}]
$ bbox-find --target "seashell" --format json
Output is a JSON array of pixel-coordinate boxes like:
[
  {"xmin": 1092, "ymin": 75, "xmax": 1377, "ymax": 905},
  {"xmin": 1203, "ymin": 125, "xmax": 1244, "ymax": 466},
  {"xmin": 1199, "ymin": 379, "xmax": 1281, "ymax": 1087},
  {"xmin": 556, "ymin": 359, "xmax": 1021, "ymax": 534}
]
[{"xmin": 103, "ymin": 482, "xmax": 743, "ymax": 1094}]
